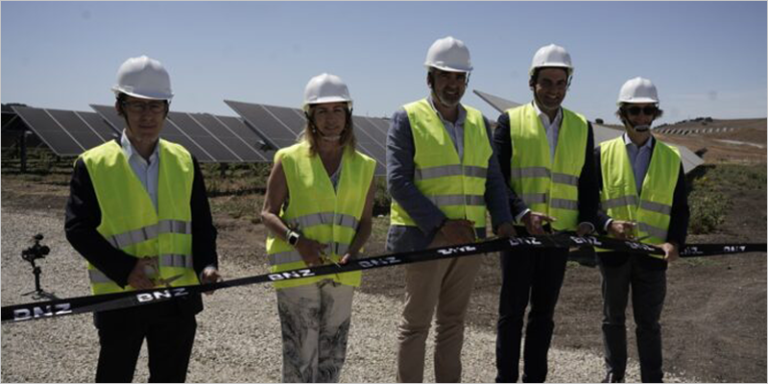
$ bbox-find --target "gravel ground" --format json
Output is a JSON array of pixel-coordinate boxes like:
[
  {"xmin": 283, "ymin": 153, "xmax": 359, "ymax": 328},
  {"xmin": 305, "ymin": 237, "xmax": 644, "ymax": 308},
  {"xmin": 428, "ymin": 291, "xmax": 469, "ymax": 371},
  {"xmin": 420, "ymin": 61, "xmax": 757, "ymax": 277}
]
[{"xmin": 1, "ymin": 206, "xmax": 694, "ymax": 383}]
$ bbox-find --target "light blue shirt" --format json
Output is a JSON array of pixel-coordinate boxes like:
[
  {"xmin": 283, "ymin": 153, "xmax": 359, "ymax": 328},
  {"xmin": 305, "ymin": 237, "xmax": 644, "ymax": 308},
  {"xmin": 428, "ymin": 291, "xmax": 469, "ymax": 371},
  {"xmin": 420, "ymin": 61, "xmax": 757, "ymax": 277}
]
[
  {"xmin": 120, "ymin": 130, "xmax": 160, "ymax": 212},
  {"xmin": 533, "ymin": 101, "xmax": 563, "ymax": 162},
  {"xmin": 428, "ymin": 96, "xmax": 467, "ymax": 159},
  {"xmin": 624, "ymin": 133, "xmax": 654, "ymax": 194}
]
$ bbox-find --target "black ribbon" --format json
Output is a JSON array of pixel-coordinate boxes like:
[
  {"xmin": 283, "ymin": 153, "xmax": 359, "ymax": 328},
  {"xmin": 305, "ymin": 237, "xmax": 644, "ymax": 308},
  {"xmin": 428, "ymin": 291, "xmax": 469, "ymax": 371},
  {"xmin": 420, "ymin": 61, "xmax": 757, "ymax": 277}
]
[{"xmin": 2, "ymin": 234, "xmax": 764, "ymax": 323}]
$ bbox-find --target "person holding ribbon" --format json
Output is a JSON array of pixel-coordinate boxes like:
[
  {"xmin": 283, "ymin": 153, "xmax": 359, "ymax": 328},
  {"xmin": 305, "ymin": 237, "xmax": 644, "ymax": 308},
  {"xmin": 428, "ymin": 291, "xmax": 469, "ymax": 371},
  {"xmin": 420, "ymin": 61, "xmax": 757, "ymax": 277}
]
[
  {"xmin": 261, "ymin": 73, "xmax": 376, "ymax": 383},
  {"xmin": 387, "ymin": 36, "xmax": 516, "ymax": 382},
  {"xmin": 594, "ymin": 77, "xmax": 689, "ymax": 383},
  {"xmin": 65, "ymin": 55, "xmax": 221, "ymax": 382}
]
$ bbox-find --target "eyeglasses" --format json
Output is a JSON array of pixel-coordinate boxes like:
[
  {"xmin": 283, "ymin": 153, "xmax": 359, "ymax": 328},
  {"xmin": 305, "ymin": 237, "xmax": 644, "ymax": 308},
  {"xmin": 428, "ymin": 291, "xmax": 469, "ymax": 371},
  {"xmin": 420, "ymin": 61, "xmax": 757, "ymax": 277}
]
[
  {"xmin": 625, "ymin": 106, "xmax": 658, "ymax": 116},
  {"xmin": 122, "ymin": 101, "xmax": 166, "ymax": 114}
]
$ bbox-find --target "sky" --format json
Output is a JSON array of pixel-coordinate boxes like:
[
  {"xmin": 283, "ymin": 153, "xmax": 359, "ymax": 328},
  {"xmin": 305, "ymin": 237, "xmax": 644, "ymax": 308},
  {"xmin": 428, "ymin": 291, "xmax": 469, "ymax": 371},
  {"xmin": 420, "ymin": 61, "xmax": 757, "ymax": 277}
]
[{"xmin": 2, "ymin": 2, "xmax": 766, "ymax": 126}]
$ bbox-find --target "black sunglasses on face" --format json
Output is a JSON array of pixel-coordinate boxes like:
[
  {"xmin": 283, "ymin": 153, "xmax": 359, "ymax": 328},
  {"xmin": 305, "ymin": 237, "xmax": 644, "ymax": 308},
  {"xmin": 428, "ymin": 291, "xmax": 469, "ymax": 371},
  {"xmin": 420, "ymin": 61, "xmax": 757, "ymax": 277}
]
[{"xmin": 625, "ymin": 106, "xmax": 657, "ymax": 116}]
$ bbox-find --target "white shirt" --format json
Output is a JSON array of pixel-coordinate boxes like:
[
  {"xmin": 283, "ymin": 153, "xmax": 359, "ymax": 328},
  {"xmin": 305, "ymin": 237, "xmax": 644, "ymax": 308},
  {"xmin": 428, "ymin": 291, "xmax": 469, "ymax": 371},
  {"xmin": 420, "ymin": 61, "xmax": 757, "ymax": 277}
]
[
  {"xmin": 120, "ymin": 130, "xmax": 160, "ymax": 212},
  {"xmin": 533, "ymin": 101, "xmax": 563, "ymax": 162},
  {"xmin": 623, "ymin": 133, "xmax": 654, "ymax": 194},
  {"xmin": 428, "ymin": 96, "xmax": 467, "ymax": 160},
  {"xmin": 514, "ymin": 102, "xmax": 563, "ymax": 223}
]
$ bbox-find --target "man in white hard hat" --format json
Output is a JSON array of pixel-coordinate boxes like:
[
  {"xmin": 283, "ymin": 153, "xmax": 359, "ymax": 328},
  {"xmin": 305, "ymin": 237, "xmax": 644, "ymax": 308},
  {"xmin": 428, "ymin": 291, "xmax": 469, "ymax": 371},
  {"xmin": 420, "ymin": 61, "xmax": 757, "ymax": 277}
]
[
  {"xmin": 493, "ymin": 43, "xmax": 599, "ymax": 382},
  {"xmin": 387, "ymin": 36, "xmax": 516, "ymax": 382},
  {"xmin": 65, "ymin": 55, "xmax": 221, "ymax": 382},
  {"xmin": 594, "ymin": 77, "xmax": 689, "ymax": 383}
]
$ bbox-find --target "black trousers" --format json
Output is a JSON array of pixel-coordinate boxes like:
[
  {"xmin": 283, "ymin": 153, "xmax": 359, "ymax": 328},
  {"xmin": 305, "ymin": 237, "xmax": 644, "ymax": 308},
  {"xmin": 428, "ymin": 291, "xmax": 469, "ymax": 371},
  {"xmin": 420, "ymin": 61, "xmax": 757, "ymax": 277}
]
[
  {"xmin": 599, "ymin": 254, "xmax": 666, "ymax": 383},
  {"xmin": 94, "ymin": 303, "xmax": 198, "ymax": 383},
  {"xmin": 496, "ymin": 247, "xmax": 568, "ymax": 383}
]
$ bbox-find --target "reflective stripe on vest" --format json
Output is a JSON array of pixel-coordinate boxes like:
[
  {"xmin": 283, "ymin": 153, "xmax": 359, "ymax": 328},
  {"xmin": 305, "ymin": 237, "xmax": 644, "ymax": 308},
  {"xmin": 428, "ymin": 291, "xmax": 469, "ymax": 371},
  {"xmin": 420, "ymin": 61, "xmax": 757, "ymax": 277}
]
[
  {"xmin": 81, "ymin": 140, "xmax": 198, "ymax": 295},
  {"xmin": 507, "ymin": 103, "xmax": 588, "ymax": 231},
  {"xmin": 288, "ymin": 212, "xmax": 359, "ymax": 232},
  {"xmin": 428, "ymin": 194, "xmax": 485, "ymax": 207},
  {"xmin": 268, "ymin": 242, "xmax": 350, "ymax": 266},
  {"xmin": 88, "ymin": 254, "xmax": 194, "ymax": 284},
  {"xmin": 266, "ymin": 141, "xmax": 376, "ymax": 289},
  {"xmin": 415, "ymin": 165, "xmax": 488, "ymax": 181},
  {"xmin": 107, "ymin": 220, "xmax": 192, "ymax": 248},
  {"xmin": 598, "ymin": 136, "xmax": 680, "ymax": 254},
  {"xmin": 390, "ymin": 99, "xmax": 492, "ymax": 228},
  {"xmin": 509, "ymin": 167, "xmax": 579, "ymax": 187}
]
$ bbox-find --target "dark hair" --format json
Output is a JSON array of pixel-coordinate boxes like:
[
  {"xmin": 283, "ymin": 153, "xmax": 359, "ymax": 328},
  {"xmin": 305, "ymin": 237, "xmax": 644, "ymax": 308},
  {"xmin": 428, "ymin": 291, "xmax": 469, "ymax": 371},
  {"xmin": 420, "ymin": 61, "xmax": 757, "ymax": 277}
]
[
  {"xmin": 300, "ymin": 104, "xmax": 356, "ymax": 156},
  {"xmin": 427, "ymin": 67, "xmax": 470, "ymax": 90},
  {"xmin": 529, "ymin": 67, "xmax": 570, "ymax": 88}
]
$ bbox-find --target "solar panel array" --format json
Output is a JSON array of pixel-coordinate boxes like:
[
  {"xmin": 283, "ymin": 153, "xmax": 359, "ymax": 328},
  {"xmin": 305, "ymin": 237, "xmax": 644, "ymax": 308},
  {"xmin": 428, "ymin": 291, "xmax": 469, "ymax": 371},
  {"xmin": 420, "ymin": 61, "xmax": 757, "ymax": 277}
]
[
  {"xmin": 90, "ymin": 105, "xmax": 271, "ymax": 163},
  {"xmin": 225, "ymin": 100, "xmax": 387, "ymax": 175},
  {"xmin": 11, "ymin": 106, "xmax": 118, "ymax": 156},
  {"xmin": 6, "ymin": 100, "xmax": 390, "ymax": 174}
]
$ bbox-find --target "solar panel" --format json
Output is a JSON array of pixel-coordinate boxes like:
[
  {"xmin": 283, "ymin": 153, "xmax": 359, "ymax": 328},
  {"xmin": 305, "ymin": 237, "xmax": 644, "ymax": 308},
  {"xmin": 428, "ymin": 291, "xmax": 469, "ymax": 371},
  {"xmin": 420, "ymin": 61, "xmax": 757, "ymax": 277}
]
[
  {"xmin": 91, "ymin": 105, "xmax": 214, "ymax": 162},
  {"xmin": 225, "ymin": 100, "xmax": 386, "ymax": 175},
  {"xmin": 189, "ymin": 113, "xmax": 270, "ymax": 162},
  {"xmin": 364, "ymin": 116, "xmax": 390, "ymax": 138},
  {"xmin": 224, "ymin": 100, "xmax": 299, "ymax": 150},
  {"xmin": 355, "ymin": 117, "xmax": 388, "ymax": 148},
  {"xmin": 167, "ymin": 112, "xmax": 241, "ymax": 162},
  {"xmin": 46, "ymin": 109, "xmax": 112, "ymax": 151},
  {"xmin": 12, "ymin": 106, "xmax": 115, "ymax": 156},
  {"xmin": 473, "ymin": 90, "xmax": 522, "ymax": 114}
]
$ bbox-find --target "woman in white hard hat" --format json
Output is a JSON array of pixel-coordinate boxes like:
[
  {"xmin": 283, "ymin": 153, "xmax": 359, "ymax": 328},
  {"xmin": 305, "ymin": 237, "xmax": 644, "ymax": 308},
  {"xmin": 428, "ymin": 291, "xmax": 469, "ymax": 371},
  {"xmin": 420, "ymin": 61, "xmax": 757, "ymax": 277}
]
[
  {"xmin": 261, "ymin": 73, "xmax": 377, "ymax": 383},
  {"xmin": 594, "ymin": 77, "xmax": 689, "ymax": 383}
]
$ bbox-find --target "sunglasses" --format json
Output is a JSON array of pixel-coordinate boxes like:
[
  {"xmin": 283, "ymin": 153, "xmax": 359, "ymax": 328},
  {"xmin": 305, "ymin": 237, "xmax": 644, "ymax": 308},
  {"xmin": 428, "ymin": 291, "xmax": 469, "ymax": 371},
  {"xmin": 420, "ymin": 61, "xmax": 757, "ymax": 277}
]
[{"xmin": 625, "ymin": 106, "xmax": 658, "ymax": 116}]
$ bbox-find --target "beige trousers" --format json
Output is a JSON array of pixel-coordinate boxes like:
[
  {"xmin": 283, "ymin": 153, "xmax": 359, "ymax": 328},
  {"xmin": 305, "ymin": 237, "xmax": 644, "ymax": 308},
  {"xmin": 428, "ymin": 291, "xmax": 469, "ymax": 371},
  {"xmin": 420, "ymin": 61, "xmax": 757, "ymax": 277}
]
[{"xmin": 396, "ymin": 255, "xmax": 483, "ymax": 383}]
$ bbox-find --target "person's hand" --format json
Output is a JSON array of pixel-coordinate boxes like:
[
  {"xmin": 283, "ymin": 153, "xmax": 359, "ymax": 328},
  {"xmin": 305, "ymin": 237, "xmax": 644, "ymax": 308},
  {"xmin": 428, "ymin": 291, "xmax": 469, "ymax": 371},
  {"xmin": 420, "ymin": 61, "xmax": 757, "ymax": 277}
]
[
  {"xmin": 200, "ymin": 266, "xmax": 222, "ymax": 295},
  {"xmin": 608, "ymin": 220, "xmax": 636, "ymax": 240},
  {"xmin": 339, "ymin": 251, "xmax": 359, "ymax": 265},
  {"xmin": 522, "ymin": 212, "xmax": 555, "ymax": 235},
  {"xmin": 576, "ymin": 222, "xmax": 594, "ymax": 237},
  {"xmin": 296, "ymin": 238, "xmax": 328, "ymax": 267},
  {"xmin": 430, "ymin": 219, "xmax": 475, "ymax": 248},
  {"xmin": 661, "ymin": 242, "xmax": 679, "ymax": 263},
  {"xmin": 127, "ymin": 258, "xmax": 156, "ymax": 290},
  {"xmin": 497, "ymin": 222, "xmax": 517, "ymax": 238}
]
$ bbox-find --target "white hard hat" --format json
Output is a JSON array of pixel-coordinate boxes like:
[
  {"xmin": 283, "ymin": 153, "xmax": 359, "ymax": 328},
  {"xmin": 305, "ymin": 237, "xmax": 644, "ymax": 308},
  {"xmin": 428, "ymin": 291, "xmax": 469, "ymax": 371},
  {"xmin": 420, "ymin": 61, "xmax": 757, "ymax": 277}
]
[
  {"xmin": 424, "ymin": 36, "xmax": 473, "ymax": 73},
  {"xmin": 112, "ymin": 55, "xmax": 173, "ymax": 100},
  {"xmin": 303, "ymin": 73, "xmax": 352, "ymax": 112},
  {"xmin": 618, "ymin": 77, "xmax": 659, "ymax": 105},
  {"xmin": 529, "ymin": 44, "xmax": 573, "ymax": 77}
]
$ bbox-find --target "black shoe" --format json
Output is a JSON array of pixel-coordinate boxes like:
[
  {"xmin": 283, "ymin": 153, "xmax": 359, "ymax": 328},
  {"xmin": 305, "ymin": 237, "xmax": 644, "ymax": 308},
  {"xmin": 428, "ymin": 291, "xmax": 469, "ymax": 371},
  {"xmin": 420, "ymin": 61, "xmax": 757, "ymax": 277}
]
[{"xmin": 601, "ymin": 373, "xmax": 624, "ymax": 383}]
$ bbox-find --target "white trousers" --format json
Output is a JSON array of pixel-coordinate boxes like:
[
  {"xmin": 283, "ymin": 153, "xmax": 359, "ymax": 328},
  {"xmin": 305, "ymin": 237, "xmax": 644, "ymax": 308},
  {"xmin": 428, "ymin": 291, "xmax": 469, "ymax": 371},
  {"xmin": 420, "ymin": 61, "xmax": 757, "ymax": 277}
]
[{"xmin": 276, "ymin": 280, "xmax": 354, "ymax": 383}]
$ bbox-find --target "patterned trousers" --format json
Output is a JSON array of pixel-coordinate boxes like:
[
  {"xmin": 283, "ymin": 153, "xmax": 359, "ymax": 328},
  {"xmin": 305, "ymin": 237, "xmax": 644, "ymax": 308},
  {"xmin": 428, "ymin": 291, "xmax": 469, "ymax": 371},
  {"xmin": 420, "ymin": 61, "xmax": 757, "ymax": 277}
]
[{"xmin": 276, "ymin": 280, "xmax": 354, "ymax": 383}]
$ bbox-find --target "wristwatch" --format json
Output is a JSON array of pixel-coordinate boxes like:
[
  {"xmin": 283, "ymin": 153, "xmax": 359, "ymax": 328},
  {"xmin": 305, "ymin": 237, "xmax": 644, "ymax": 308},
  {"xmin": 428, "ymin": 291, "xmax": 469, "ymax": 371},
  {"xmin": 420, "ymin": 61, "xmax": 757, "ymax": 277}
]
[{"xmin": 286, "ymin": 230, "xmax": 300, "ymax": 246}]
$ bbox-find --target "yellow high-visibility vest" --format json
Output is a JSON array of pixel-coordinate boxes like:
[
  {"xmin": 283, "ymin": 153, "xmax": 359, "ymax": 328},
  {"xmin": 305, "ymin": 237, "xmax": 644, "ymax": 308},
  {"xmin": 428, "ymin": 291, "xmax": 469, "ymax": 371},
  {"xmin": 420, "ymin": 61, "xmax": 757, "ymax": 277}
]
[
  {"xmin": 507, "ymin": 103, "xmax": 588, "ymax": 231},
  {"xmin": 266, "ymin": 141, "xmax": 376, "ymax": 289},
  {"xmin": 598, "ymin": 136, "xmax": 680, "ymax": 257},
  {"xmin": 80, "ymin": 140, "xmax": 198, "ymax": 295},
  {"xmin": 390, "ymin": 99, "xmax": 492, "ymax": 229}
]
